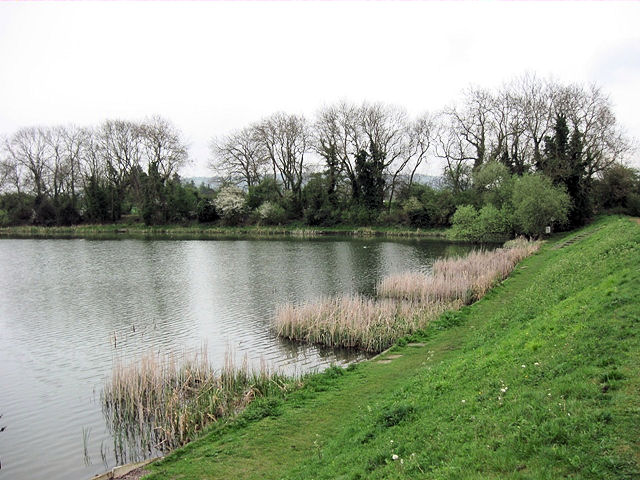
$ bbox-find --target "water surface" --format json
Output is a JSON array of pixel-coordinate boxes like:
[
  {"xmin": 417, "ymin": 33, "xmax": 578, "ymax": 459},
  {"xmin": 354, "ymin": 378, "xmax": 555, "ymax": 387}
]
[{"xmin": 0, "ymin": 237, "xmax": 474, "ymax": 480}]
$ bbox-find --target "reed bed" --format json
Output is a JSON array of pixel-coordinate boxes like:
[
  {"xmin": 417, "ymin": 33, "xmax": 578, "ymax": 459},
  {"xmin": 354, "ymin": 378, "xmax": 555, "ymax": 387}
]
[
  {"xmin": 275, "ymin": 238, "xmax": 539, "ymax": 353},
  {"xmin": 101, "ymin": 349, "xmax": 288, "ymax": 462},
  {"xmin": 275, "ymin": 295, "xmax": 459, "ymax": 352},
  {"xmin": 378, "ymin": 238, "xmax": 540, "ymax": 304}
]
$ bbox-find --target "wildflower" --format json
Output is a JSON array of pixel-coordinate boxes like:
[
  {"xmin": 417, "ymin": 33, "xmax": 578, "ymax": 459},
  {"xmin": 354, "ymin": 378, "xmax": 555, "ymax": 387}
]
[
  {"xmin": 521, "ymin": 364, "xmax": 526, "ymax": 368},
  {"xmin": 500, "ymin": 387, "xmax": 508, "ymax": 393},
  {"xmin": 461, "ymin": 399, "xmax": 466, "ymax": 404},
  {"xmin": 534, "ymin": 362, "xmax": 540, "ymax": 366},
  {"xmin": 390, "ymin": 440, "xmax": 394, "ymax": 444},
  {"xmin": 392, "ymin": 454, "xmax": 399, "ymax": 461}
]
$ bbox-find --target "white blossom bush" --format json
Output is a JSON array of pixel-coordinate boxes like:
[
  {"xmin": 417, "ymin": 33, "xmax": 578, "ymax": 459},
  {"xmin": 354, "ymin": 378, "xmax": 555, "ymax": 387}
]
[{"xmin": 213, "ymin": 186, "xmax": 247, "ymax": 225}]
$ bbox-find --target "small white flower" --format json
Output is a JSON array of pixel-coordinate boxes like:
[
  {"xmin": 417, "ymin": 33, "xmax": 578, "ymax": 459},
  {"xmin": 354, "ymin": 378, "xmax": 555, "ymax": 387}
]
[
  {"xmin": 461, "ymin": 399, "xmax": 466, "ymax": 404},
  {"xmin": 392, "ymin": 454, "xmax": 399, "ymax": 461},
  {"xmin": 400, "ymin": 458, "xmax": 404, "ymax": 465},
  {"xmin": 390, "ymin": 440, "xmax": 394, "ymax": 444},
  {"xmin": 521, "ymin": 364, "xmax": 526, "ymax": 368},
  {"xmin": 534, "ymin": 362, "xmax": 540, "ymax": 366},
  {"xmin": 500, "ymin": 387, "xmax": 507, "ymax": 393}
]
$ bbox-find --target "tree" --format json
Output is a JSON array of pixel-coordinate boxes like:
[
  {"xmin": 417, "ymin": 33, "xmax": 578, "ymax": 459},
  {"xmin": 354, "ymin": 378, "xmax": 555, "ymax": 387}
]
[
  {"xmin": 254, "ymin": 113, "xmax": 310, "ymax": 211},
  {"xmin": 511, "ymin": 174, "xmax": 570, "ymax": 237},
  {"xmin": 541, "ymin": 114, "xmax": 591, "ymax": 227},
  {"xmin": 4, "ymin": 127, "xmax": 50, "ymax": 200},
  {"xmin": 139, "ymin": 116, "xmax": 189, "ymax": 181},
  {"xmin": 210, "ymin": 126, "xmax": 267, "ymax": 188},
  {"xmin": 594, "ymin": 164, "xmax": 640, "ymax": 214},
  {"xmin": 434, "ymin": 115, "xmax": 474, "ymax": 194},
  {"xmin": 94, "ymin": 119, "xmax": 142, "ymax": 220}
]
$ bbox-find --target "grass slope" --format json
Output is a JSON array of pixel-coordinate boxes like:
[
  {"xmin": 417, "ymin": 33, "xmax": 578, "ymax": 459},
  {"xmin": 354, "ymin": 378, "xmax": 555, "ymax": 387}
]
[{"xmin": 144, "ymin": 216, "xmax": 639, "ymax": 480}]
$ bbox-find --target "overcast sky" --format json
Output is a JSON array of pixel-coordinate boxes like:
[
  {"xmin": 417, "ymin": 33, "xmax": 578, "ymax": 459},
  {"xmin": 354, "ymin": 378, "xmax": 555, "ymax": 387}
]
[{"xmin": 1, "ymin": 1, "xmax": 638, "ymax": 177}]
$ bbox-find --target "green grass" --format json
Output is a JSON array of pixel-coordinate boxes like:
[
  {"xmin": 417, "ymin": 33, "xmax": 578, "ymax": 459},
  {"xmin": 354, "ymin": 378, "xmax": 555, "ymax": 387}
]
[
  {"xmin": 0, "ymin": 223, "xmax": 447, "ymax": 240},
  {"xmin": 141, "ymin": 216, "xmax": 639, "ymax": 479}
]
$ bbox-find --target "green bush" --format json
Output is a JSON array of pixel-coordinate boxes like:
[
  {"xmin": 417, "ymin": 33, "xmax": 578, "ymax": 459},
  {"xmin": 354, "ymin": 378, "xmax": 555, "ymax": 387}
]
[
  {"xmin": 247, "ymin": 178, "xmax": 281, "ymax": 211},
  {"xmin": 256, "ymin": 201, "xmax": 287, "ymax": 225},
  {"xmin": 449, "ymin": 204, "xmax": 479, "ymax": 241},
  {"xmin": 0, "ymin": 209, "xmax": 9, "ymax": 227},
  {"xmin": 511, "ymin": 174, "xmax": 570, "ymax": 236},
  {"xmin": 196, "ymin": 199, "xmax": 219, "ymax": 223},
  {"xmin": 341, "ymin": 205, "xmax": 376, "ymax": 225},
  {"xmin": 403, "ymin": 197, "xmax": 429, "ymax": 227},
  {"xmin": 474, "ymin": 204, "xmax": 512, "ymax": 242}
]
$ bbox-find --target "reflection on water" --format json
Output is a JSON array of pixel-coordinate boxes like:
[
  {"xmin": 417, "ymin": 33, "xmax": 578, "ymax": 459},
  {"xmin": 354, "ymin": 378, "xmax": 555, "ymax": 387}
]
[{"xmin": 0, "ymin": 237, "xmax": 475, "ymax": 480}]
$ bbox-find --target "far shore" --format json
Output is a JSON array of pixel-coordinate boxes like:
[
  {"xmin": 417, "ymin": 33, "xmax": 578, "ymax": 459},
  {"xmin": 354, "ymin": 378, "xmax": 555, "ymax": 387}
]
[{"xmin": 0, "ymin": 223, "xmax": 449, "ymax": 240}]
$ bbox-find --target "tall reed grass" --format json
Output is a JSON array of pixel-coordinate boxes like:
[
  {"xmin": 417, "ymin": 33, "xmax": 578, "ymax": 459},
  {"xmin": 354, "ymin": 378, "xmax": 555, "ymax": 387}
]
[
  {"xmin": 101, "ymin": 349, "xmax": 288, "ymax": 463},
  {"xmin": 275, "ymin": 295, "xmax": 459, "ymax": 352},
  {"xmin": 378, "ymin": 238, "xmax": 540, "ymax": 304},
  {"xmin": 275, "ymin": 238, "xmax": 539, "ymax": 352}
]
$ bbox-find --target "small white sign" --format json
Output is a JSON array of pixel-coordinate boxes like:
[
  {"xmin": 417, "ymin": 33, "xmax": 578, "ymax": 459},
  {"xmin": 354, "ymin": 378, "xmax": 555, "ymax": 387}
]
[{"xmin": 545, "ymin": 226, "xmax": 551, "ymax": 234}]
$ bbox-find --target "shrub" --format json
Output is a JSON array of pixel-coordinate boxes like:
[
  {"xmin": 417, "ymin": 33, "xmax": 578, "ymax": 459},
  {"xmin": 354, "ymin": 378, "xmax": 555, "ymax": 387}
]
[
  {"xmin": 196, "ymin": 199, "xmax": 219, "ymax": 223},
  {"xmin": 449, "ymin": 205, "xmax": 479, "ymax": 241},
  {"xmin": 341, "ymin": 205, "xmax": 376, "ymax": 225},
  {"xmin": 214, "ymin": 186, "xmax": 247, "ymax": 226},
  {"xmin": 0, "ymin": 209, "xmax": 9, "ymax": 227},
  {"xmin": 511, "ymin": 174, "xmax": 570, "ymax": 236},
  {"xmin": 247, "ymin": 178, "xmax": 281, "ymax": 211},
  {"xmin": 256, "ymin": 201, "xmax": 287, "ymax": 225},
  {"xmin": 474, "ymin": 205, "xmax": 512, "ymax": 242},
  {"xmin": 403, "ymin": 197, "xmax": 429, "ymax": 227}
]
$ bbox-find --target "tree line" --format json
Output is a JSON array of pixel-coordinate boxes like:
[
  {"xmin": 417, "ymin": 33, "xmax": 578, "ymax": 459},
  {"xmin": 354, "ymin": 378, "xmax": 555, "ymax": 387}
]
[
  {"xmin": 0, "ymin": 116, "xmax": 196, "ymax": 226},
  {"xmin": 1, "ymin": 74, "xmax": 638, "ymax": 236}
]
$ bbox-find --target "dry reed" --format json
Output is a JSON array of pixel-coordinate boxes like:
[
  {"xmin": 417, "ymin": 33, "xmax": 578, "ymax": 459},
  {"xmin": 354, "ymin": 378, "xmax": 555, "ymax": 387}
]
[
  {"xmin": 101, "ymin": 348, "xmax": 287, "ymax": 462},
  {"xmin": 275, "ymin": 238, "xmax": 539, "ymax": 352},
  {"xmin": 275, "ymin": 295, "xmax": 459, "ymax": 352},
  {"xmin": 378, "ymin": 238, "xmax": 540, "ymax": 304}
]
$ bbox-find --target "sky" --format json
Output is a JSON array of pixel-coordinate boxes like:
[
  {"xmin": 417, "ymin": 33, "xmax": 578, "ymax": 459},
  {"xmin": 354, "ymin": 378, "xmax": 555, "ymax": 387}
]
[{"xmin": 0, "ymin": 1, "xmax": 639, "ymax": 177}]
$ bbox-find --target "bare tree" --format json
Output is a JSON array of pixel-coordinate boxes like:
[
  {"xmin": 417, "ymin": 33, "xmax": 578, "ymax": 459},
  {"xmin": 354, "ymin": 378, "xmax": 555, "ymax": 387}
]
[
  {"xmin": 139, "ymin": 115, "xmax": 189, "ymax": 181},
  {"xmin": 4, "ymin": 127, "xmax": 50, "ymax": 199},
  {"xmin": 254, "ymin": 112, "xmax": 310, "ymax": 204},
  {"xmin": 210, "ymin": 126, "xmax": 267, "ymax": 188},
  {"xmin": 94, "ymin": 119, "xmax": 142, "ymax": 219},
  {"xmin": 446, "ymin": 87, "xmax": 494, "ymax": 169},
  {"xmin": 385, "ymin": 112, "xmax": 435, "ymax": 207},
  {"xmin": 554, "ymin": 83, "xmax": 630, "ymax": 177},
  {"xmin": 434, "ymin": 115, "xmax": 474, "ymax": 193}
]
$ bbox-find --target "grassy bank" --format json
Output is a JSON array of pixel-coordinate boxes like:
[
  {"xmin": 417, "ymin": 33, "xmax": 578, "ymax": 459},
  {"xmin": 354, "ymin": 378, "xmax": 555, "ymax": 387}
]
[
  {"xmin": 139, "ymin": 216, "xmax": 639, "ymax": 479},
  {"xmin": 0, "ymin": 223, "xmax": 446, "ymax": 240}
]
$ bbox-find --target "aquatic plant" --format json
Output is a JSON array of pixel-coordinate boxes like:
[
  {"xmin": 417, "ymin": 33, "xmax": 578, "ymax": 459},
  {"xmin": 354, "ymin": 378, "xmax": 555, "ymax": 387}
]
[
  {"xmin": 275, "ymin": 238, "xmax": 540, "ymax": 352},
  {"xmin": 378, "ymin": 238, "xmax": 540, "ymax": 304},
  {"xmin": 101, "ymin": 349, "xmax": 289, "ymax": 463},
  {"xmin": 275, "ymin": 295, "xmax": 458, "ymax": 352}
]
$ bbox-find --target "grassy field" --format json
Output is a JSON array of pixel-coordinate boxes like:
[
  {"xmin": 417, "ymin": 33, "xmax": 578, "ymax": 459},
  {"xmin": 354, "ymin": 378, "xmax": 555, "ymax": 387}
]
[
  {"xmin": 0, "ymin": 223, "xmax": 447, "ymax": 240},
  {"xmin": 139, "ymin": 216, "xmax": 639, "ymax": 479}
]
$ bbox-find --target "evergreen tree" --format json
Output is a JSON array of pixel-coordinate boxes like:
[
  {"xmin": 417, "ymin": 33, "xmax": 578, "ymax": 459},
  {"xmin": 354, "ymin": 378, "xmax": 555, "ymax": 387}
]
[{"xmin": 541, "ymin": 114, "xmax": 591, "ymax": 227}]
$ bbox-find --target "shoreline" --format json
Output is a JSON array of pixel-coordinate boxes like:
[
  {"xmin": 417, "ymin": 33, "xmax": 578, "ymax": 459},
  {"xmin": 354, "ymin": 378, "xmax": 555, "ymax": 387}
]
[{"xmin": 0, "ymin": 224, "xmax": 449, "ymax": 241}]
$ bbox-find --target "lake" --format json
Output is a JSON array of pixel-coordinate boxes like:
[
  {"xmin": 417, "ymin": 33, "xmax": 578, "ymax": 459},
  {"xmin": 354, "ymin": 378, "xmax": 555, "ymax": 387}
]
[{"xmin": 0, "ymin": 237, "xmax": 475, "ymax": 480}]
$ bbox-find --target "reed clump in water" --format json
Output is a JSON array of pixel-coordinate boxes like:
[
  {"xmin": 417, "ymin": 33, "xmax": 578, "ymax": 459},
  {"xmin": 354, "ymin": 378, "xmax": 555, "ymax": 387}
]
[
  {"xmin": 101, "ymin": 349, "xmax": 288, "ymax": 462},
  {"xmin": 378, "ymin": 238, "xmax": 540, "ymax": 304},
  {"xmin": 275, "ymin": 295, "xmax": 459, "ymax": 352},
  {"xmin": 275, "ymin": 238, "xmax": 539, "ymax": 352}
]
